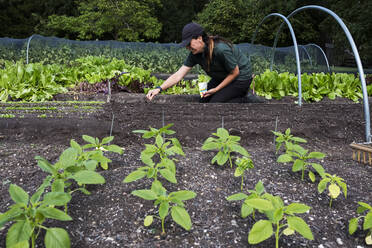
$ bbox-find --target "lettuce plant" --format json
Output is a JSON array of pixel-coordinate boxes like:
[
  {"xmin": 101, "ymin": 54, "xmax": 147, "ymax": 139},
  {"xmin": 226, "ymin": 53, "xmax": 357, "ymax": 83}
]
[
  {"xmin": 0, "ymin": 178, "xmax": 72, "ymax": 248},
  {"xmin": 131, "ymin": 180, "xmax": 196, "ymax": 235},
  {"xmin": 248, "ymin": 193, "xmax": 313, "ymax": 247},
  {"xmin": 234, "ymin": 156, "xmax": 254, "ymax": 191},
  {"xmin": 272, "ymin": 128, "xmax": 307, "ymax": 154},
  {"xmin": 349, "ymin": 201, "xmax": 372, "ymax": 245},
  {"xmin": 277, "ymin": 143, "xmax": 325, "ymax": 181},
  {"xmin": 202, "ymin": 128, "xmax": 249, "ymax": 168},
  {"xmin": 227, "ymin": 180, "xmax": 267, "ymax": 220},
  {"xmin": 318, "ymin": 173, "xmax": 347, "ymax": 207}
]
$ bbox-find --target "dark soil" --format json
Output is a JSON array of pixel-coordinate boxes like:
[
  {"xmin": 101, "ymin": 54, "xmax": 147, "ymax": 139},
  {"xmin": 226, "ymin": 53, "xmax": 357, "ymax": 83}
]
[{"xmin": 1, "ymin": 92, "xmax": 372, "ymax": 248}]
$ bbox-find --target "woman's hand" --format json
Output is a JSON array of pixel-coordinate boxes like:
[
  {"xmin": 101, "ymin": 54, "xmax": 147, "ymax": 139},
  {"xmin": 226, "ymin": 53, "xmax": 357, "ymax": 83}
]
[
  {"xmin": 203, "ymin": 87, "xmax": 218, "ymax": 98},
  {"xmin": 146, "ymin": 88, "xmax": 161, "ymax": 101}
]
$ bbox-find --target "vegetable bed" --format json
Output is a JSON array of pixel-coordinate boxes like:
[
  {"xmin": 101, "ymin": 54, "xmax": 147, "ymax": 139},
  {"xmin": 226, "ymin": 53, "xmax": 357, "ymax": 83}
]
[{"xmin": 0, "ymin": 93, "xmax": 371, "ymax": 247}]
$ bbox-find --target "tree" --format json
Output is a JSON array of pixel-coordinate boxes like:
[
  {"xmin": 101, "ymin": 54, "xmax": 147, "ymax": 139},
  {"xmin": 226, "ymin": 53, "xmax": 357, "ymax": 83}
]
[
  {"xmin": 0, "ymin": 0, "xmax": 77, "ymax": 38},
  {"xmin": 45, "ymin": 0, "xmax": 162, "ymax": 41},
  {"xmin": 155, "ymin": 0, "xmax": 209, "ymax": 43},
  {"xmin": 195, "ymin": 0, "xmax": 304, "ymax": 44}
]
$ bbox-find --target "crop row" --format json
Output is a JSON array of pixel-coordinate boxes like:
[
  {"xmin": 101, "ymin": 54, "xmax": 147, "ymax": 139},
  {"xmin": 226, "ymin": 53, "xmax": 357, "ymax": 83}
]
[{"xmin": 0, "ymin": 56, "xmax": 369, "ymax": 103}]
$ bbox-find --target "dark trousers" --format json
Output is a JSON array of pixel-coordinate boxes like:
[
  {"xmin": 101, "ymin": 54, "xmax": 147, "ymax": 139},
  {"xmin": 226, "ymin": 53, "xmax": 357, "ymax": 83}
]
[{"xmin": 199, "ymin": 78, "xmax": 252, "ymax": 103}]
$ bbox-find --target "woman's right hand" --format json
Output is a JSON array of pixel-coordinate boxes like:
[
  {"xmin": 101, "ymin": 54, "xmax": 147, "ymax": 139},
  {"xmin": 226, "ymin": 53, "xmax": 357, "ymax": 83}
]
[{"xmin": 146, "ymin": 88, "xmax": 161, "ymax": 101}]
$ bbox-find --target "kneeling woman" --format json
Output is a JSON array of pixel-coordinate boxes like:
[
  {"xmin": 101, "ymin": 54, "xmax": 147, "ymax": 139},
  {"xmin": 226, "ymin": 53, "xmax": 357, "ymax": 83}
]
[{"xmin": 146, "ymin": 22, "xmax": 253, "ymax": 103}]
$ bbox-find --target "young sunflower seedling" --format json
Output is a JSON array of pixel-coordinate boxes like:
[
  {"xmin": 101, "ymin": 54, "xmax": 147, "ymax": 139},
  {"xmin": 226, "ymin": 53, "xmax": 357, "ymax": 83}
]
[
  {"xmin": 272, "ymin": 128, "xmax": 307, "ymax": 154},
  {"xmin": 234, "ymin": 156, "xmax": 254, "ymax": 191},
  {"xmin": 226, "ymin": 180, "xmax": 267, "ymax": 220},
  {"xmin": 131, "ymin": 180, "xmax": 196, "ymax": 235},
  {"xmin": 133, "ymin": 123, "xmax": 176, "ymax": 141},
  {"xmin": 0, "ymin": 178, "xmax": 72, "ymax": 248},
  {"xmin": 124, "ymin": 124, "xmax": 184, "ymax": 184},
  {"xmin": 202, "ymin": 127, "xmax": 248, "ymax": 168},
  {"xmin": 79, "ymin": 135, "xmax": 123, "ymax": 170},
  {"xmin": 349, "ymin": 201, "xmax": 372, "ymax": 245},
  {"xmin": 318, "ymin": 173, "xmax": 347, "ymax": 207},
  {"xmin": 277, "ymin": 143, "xmax": 325, "ymax": 181},
  {"xmin": 248, "ymin": 193, "xmax": 314, "ymax": 248},
  {"xmin": 35, "ymin": 137, "xmax": 117, "ymax": 211}
]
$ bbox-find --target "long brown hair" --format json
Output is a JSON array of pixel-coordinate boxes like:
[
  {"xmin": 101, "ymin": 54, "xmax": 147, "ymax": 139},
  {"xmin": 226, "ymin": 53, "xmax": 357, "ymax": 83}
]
[{"xmin": 200, "ymin": 32, "xmax": 233, "ymax": 71}]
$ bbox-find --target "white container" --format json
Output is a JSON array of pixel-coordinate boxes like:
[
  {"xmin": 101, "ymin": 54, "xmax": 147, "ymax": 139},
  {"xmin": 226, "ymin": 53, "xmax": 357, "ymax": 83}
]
[{"xmin": 198, "ymin": 82, "xmax": 208, "ymax": 97}]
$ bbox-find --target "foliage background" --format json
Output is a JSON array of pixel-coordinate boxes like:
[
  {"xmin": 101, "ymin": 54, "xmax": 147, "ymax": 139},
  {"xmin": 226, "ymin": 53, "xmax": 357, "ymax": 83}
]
[{"xmin": 0, "ymin": 0, "xmax": 371, "ymax": 66}]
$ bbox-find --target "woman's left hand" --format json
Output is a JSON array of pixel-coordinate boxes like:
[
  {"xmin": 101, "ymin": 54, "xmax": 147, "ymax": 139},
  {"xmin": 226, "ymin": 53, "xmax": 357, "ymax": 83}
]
[{"xmin": 202, "ymin": 88, "xmax": 218, "ymax": 98}]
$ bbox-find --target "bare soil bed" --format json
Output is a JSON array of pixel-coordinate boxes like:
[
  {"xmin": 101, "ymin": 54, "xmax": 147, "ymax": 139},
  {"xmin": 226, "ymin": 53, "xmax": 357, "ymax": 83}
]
[{"xmin": 0, "ymin": 92, "xmax": 371, "ymax": 248}]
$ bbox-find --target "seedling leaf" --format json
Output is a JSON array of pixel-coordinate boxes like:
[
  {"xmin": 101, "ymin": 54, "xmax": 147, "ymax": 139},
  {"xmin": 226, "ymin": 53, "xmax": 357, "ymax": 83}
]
[
  {"xmin": 45, "ymin": 228, "xmax": 70, "ymax": 248},
  {"xmin": 123, "ymin": 170, "xmax": 147, "ymax": 183},
  {"xmin": 348, "ymin": 217, "xmax": 358, "ymax": 234},
  {"xmin": 171, "ymin": 206, "xmax": 192, "ymax": 231},
  {"xmin": 144, "ymin": 215, "xmax": 153, "ymax": 226},
  {"xmin": 132, "ymin": 190, "xmax": 158, "ymax": 200},
  {"xmin": 9, "ymin": 184, "xmax": 29, "ymax": 206},
  {"xmin": 287, "ymin": 216, "xmax": 314, "ymax": 240},
  {"xmin": 363, "ymin": 212, "xmax": 372, "ymax": 230},
  {"xmin": 71, "ymin": 171, "xmax": 105, "ymax": 184},
  {"xmin": 37, "ymin": 207, "xmax": 72, "ymax": 221},
  {"xmin": 6, "ymin": 221, "xmax": 32, "ymax": 248},
  {"xmin": 248, "ymin": 220, "xmax": 273, "ymax": 244}
]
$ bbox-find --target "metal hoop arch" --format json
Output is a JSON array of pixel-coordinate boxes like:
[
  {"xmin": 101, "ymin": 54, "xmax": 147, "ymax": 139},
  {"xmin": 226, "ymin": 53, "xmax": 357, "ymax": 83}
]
[
  {"xmin": 26, "ymin": 34, "xmax": 35, "ymax": 64},
  {"xmin": 306, "ymin": 43, "xmax": 331, "ymax": 72},
  {"xmin": 272, "ymin": 5, "xmax": 370, "ymax": 142},
  {"xmin": 251, "ymin": 13, "xmax": 302, "ymax": 106}
]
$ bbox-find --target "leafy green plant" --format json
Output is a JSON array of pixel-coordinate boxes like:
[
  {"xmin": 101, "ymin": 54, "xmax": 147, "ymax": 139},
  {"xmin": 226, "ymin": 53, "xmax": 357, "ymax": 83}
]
[
  {"xmin": 247, "ymin": 193, "xmax": 314, "ymax": 247},
  {"xmin": 234, "ymin": 156, "xmax": 254, "ymax": 191},
  {"xmin": 35, "ymin": 135, "xmax": 122, "ymax": 211},
  {"xmin": 0, "ymin": 114, "xmax": 15, "ymax": 118},
  {"xmin": 254, "ymin": 70, "xmax": 363, "ymax": 102},
  {"xmin": 349, "ymin": 201, "xmax": 372, "ymax": 245},
  {"xmin": 79, "ymin": 135, "xmax": 123, "ymax": 170},
  {"xmin": 132, "ymin": 123, "xmax": 176, "ymax": 141},
  {"xmin": 202, "ymin": 128, "xmax": 249, "ymax": 168},
  {"xmin": 131, "ymin": 180, "xmax": 196, "ymax": 235},
  {"xmin": 124, "ymin": 124, "xmax": 184, "ymax": 184},
  {"xmin": 272, "ymin": 128, "xmax": 307, "ymax": 154},
  {"xmin": 227, "ymin": 180, "xmax": 268, "ymax": 220},
  {"xmin": 277, "ymin": 143, "xmax": 325, "ymax": 181},
  {"xmin": 0, "ymin": 178, "xmax": 72, "ymax": 248},
  {"xmin": 318, "ymin": 173, "xmax": 347, "ymax": 207}
]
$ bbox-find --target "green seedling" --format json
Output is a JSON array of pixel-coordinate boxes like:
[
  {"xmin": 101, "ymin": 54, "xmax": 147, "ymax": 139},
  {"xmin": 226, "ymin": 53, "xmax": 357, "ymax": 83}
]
[
  {"xmin": 234, "ymin": 156, "xmax": 254, "ymax": 191},
  {"xmin": 0, "ymin": 114, "xmax": 15, "ymax": 118},
  {"xmin": 272, "ymin": 128, "xmax": 307, "ymax": 154},
  {"xmin": 131, "ymin": 180, "xmax": 196, "ymax": 235},
  {"xmin": 124, "ymin": 155, "xmax": 178, "ymax": 184},
  {"xmin": 227, "ymin": 180, "xmax": 267, "ymax": 220},
  {"xmin": 80, "ymin": 135, "xmax": 123, "ymax": 169},
  {"xmin": 125, "ymin": 125, "xmax": 184, "ymax": 184},
  {"xmin": 133, "ymin": 123, "xmax": 176, "ymax": 140},
  {"xmin": 277, "ymin": 143, "xmax": 325, "ymax": 181},
  {"xmin": 248, "ymin": 193, "xmax": 313, "ymax": 248},
  {"xmin": 35, "ymin": 149, "xmax": 105, "ymax": 211},
  {"xmin": 0, "ymin": 178, "xmax": 72, "ymax": 248},
  {"xmin": 202, "ymin": 128, "xmax": 248, "ymax": 168},
  {"xmin": 34, "ymin": 135, "xmax": 121, "ymax": 211},
  {"xmin": 349, "ymin": 201, "xmax": 372, "ymax": 245},
  {"xmin": 318, "ymin": 173, "xmax": 347, "ymax": 207}
]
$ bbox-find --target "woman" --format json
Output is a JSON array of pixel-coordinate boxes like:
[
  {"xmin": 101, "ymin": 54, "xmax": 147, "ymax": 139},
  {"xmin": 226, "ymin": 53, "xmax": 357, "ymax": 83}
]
[{"xmin": 146, "ymin": 22, "xmax": 253, "ymax": 103}]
